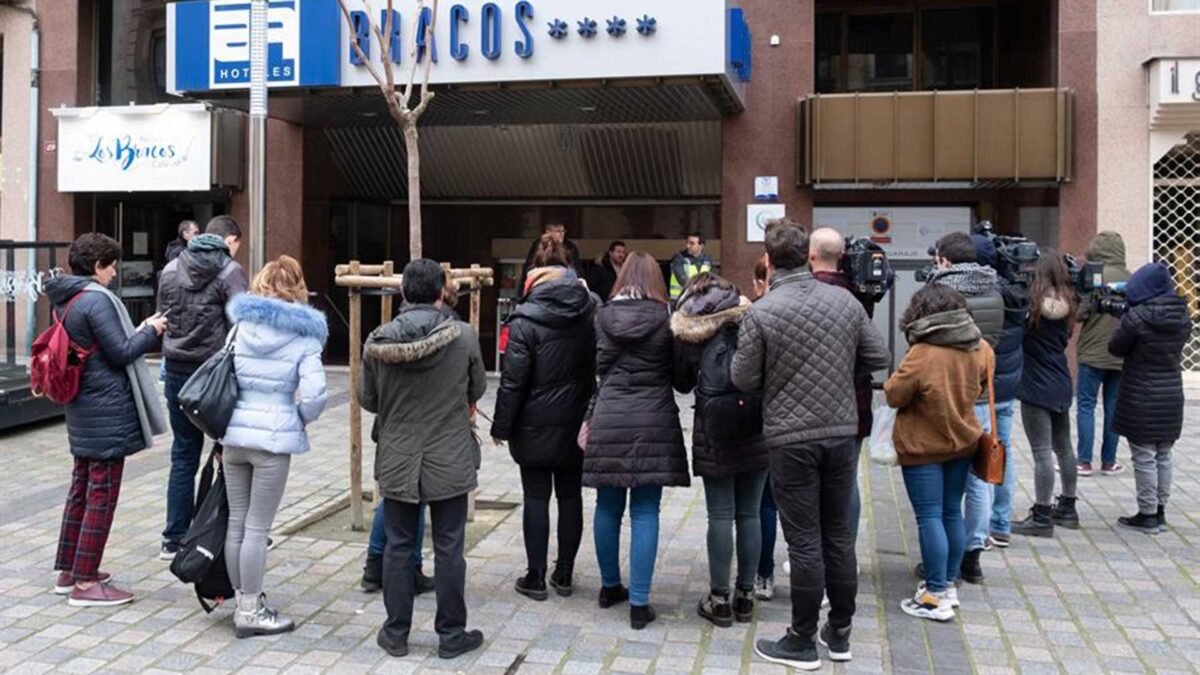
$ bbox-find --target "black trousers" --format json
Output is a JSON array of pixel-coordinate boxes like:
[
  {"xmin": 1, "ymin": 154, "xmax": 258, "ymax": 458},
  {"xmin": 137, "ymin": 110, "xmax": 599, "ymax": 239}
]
[
  {"xmin": 770, "ymin": 437, "xmax": 859, "ymax": 640},
  {"xmin": 381, "ymin": 494, "xmax": 468, "ymax": 645},
  {"xmin": 519, "ymin": 464, "xmax": 584, "ymax": 575}
]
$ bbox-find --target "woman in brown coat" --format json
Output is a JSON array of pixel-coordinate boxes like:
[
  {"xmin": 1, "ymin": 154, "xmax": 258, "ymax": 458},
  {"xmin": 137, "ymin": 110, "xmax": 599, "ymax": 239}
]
[{"xmin": 884, "ymin": 285, "xmax": 993, "ymax": 624}]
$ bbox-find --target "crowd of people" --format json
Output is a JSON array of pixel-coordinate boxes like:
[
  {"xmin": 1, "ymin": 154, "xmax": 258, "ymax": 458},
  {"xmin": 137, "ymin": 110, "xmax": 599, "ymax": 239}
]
[{"xmin": 43, "ymin": 214, "xmax": 1191, "ymax": 670}]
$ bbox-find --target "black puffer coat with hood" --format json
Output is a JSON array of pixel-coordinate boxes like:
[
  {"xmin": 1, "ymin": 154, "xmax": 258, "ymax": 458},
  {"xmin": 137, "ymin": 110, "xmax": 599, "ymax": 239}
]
[
  {"xmin": 1016, "ymin": 293, "xmax": 1075, "ymax": 413},
  {"xmin": 583, "ymin": 298, "xmax": 689, "ymax": 488},
  {"xmin": 671, "ymin": 286, "xmax": 767, "ymax": 478},
  {"xmin": 491, "ymin": 275, "xmax": 598, "ymax": 468},
  {"xmin": 157, "ymin": 234, "xmax": 248, "ymax": 375},
  {"xmin": 1109, "ymin": 263, "xmax": 1191, "ymax": 443},
  {"xmin": 361, "ymin": 304, "xmax": 488, "ymax": 504}
]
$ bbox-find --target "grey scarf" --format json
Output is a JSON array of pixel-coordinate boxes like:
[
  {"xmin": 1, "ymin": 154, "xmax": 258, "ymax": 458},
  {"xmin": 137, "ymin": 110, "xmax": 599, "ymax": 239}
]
[
  {"xmin": 85, "ymin": 282, "xmax": 167, "ymax": 449},
  {"xmin": 925, "ymin": 263, "xmax": 999, "ymax": 297}
]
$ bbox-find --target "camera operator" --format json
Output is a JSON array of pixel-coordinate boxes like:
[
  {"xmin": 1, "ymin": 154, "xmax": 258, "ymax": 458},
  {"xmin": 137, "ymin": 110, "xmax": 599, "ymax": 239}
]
[
  {"xmin": 970, "ymin": 234, "xmax": 1029, "ymax": 551},
  {"xmin": 809, "ymin": 227, "xmax": 877, "ymax": 547},
  {"xmin": 1075, "ymin": 232, "xmax": 1130, "ymax": 477},
  {"xmin": 1110, "ymin": 263, "xmax": 1191, "ymax": 534},
  {"xmin": 922, "ymin": 231, "xmax": 1004, "ymax": 584}
]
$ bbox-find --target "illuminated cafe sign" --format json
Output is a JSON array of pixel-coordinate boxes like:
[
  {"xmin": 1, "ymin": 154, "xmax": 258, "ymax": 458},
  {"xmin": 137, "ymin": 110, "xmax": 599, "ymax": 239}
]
[{"xmin": 168, "ymin": 0, "xmax": 746, "ymax": 93}]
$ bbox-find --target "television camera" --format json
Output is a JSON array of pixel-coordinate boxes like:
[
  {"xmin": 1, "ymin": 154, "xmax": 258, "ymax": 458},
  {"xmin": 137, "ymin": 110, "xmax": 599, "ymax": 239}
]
[{"xmin": 841, "ymin": 236, "xmax": 896, "ymax": 303}]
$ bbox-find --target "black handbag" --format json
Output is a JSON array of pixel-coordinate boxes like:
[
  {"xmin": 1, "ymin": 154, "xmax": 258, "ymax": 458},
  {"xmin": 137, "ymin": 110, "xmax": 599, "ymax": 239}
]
[
  {"xmin": 178, "ymin": 325, "xmax": 239, "ymax": 440},
  {"xmin": 170, "ymin": 448, "xmax": 235, "ymax": 612}
]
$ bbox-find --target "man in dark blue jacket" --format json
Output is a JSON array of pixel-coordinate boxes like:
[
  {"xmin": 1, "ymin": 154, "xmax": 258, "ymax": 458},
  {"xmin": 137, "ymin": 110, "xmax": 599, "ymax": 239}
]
[{"xmin": 968, "ymin": 234, "xmax": 1029, "ymax": 557}]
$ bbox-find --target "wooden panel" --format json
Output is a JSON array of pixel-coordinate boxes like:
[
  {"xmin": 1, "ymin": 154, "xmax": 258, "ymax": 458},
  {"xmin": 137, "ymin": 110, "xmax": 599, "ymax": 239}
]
[
  {"xmin": 934, "ymin": 92, "xmax": 976, "ymax": 180},
  {"xmin": 977, "ymin": 91, "xmax": 1017, "ymax": 179},
  {"xmin": 896, "ymin": 94, "xmax": 935, "ymax": 180},
  {"xmin": 1018, "ymin": 89, "xmax": 1058, "ymax": 180},
  {"xmin": 819, "ymin": 97, "xmax": 858, "ymax": 181},
  {"xmin": 857, "ymin": 97, "xmax": 897, "ymax": 181}
]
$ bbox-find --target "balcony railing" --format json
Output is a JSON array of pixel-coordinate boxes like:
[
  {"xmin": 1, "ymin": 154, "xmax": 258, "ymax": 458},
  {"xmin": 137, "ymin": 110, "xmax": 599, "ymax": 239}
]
[{"xmin": 796, "ymin": 88, "xmax": 1074, "ymax": 186}]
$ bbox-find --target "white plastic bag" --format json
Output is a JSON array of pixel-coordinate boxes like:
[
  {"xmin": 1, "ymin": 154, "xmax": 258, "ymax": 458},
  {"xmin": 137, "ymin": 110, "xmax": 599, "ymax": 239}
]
[{"xmin": 869, "ymin": 406, "xmax": 899, "ymax": 467}]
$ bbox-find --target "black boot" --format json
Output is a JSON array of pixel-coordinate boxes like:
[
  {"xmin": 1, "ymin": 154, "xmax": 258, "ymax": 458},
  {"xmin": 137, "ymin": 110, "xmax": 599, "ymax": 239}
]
[
  {"xmin": 598, "ymin": 584, "xmax": 629, "ymax": 609},
  {"xmin": 630, "ymin": 604, "xmax": 657, "ymax": 630},
  {"xmin": 549, "ymin": 562, "xmax": 573, "ymax": 597},
  {"xmin": 514, "ymin": 570, "xmax": 548, "ymax": 601},
  {"xmin": 360, "ymin": 553, "xmax": 383, "ymax": 593},
  {"xmin": 959, "ymin": 549, "xmax": 984, "ymax": 584},
  {"xmin": 1012, "ymin": 504, "xmax": 1054, "ymax": 538},
  {"xmin": 1158, "ymin": 505, "xmax": 1168, "ymax": 528},
  {"xmin": 697, "ymin": 592, "xmax": 733, "ymax": 628},
  {"xmin": 1118, "ymin": 511, "xmax": 1163, "ymax": 534},
  {"xmin": 1051, "ymin": 496, "xmax": 1080, "ymax": 530}
]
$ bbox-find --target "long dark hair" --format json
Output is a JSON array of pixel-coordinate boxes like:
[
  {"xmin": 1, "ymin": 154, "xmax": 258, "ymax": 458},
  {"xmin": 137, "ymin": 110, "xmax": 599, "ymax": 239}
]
[
  {"xmin": 1028, "ymin": 251, "xmax": 1077, "ymax": 329},
  {"xmin": 902, "ymin": 284, "xmax": 968, "ymax": 327},
  {"xmin": 610, "ymin": 251, "xmax": 669, "ymax": 303}
]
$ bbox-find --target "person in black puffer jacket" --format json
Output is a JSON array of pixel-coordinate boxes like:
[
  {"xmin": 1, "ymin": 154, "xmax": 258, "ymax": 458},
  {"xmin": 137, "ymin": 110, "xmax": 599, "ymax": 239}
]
[
  {"xmin": 584, "ymin": 251, "xmax": 688, "ymax": 630},
  {"xmin": 1012, "ymin": 253, "xmax": 1079, "ymax": 539},
  {"xmin": 671, "ymin": 272, "xmax": 768, "ymax": 628},
  {"xmin": 47, "ymin": 234, "xmax": 166, "ymax": 608},
  {"xmin": 1110, "ymin": 262, "xmax": 1191, "ymax": 534},
  {"xmin": 492, "ymin": 235, "xmax": 598, "ymax": 601},
  {"xmin": 971, "ymin": 234, "xmax": 1029, "ymax": 551}
]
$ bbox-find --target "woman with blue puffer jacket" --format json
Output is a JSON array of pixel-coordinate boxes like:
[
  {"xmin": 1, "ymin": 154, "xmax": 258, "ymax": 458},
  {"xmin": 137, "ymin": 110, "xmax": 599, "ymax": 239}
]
[{"xmin": 220, "ymin": 255, "xmax": 328, "ymax": 638}]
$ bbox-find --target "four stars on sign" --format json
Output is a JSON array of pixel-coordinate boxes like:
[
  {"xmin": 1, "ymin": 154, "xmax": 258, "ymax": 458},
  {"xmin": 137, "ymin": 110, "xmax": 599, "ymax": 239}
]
[{"xmin": 548, "ymin": 15, "xmax": 657, "ymax": 39}]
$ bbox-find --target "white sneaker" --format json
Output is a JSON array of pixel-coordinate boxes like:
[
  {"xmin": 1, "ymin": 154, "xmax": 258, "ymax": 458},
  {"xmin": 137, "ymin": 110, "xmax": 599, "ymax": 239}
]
[
  {"xmin": 783, "ymin": 559, "xmax": 791, "ymax": 575},
  {"xmin": 917, "ymin": 581, "xmax": 959, "ymax": 608},
  {"xmin": 754, "ymin": 575, "xmax": 775, "ymax": 601},
  {"xmin": 900, "ymin": 587, "xmax": 955, "ymax": 622}
]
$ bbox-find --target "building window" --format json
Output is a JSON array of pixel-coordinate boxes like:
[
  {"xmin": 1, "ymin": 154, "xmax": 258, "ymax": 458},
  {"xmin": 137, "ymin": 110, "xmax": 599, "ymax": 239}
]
[
  {"xmin": 816, "ymin": 3, "xmax": 1021, "ymax": 93},
  {"xmin": 1152, "ymin": 0, "xmax": 1200, "ymax": 12},
  {"xmin": 923, "ymin": 7, "xmax": 995, "ymax": 90},
  {"xmin": 846, "ymin": 13, "xmax": 914, "ymax": 92}
]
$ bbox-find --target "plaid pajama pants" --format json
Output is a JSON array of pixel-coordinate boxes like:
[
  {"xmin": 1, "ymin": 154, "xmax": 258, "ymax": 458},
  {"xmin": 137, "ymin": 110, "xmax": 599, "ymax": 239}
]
[{"xmin": 55, "ymin": 457, "xmax": 125, "ymax": 581}]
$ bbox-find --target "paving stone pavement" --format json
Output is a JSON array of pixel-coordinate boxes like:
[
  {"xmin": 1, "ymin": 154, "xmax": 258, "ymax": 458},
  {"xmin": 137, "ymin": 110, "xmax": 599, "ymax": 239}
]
[{"xmin": 0, "ymin": 368, "xmax": 1198, "ymax": 674}]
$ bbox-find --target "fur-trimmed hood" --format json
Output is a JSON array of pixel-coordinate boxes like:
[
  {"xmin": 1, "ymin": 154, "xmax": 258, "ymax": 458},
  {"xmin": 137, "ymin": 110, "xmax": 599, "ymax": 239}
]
[
  {"xmin": 670, "ymin": 297, "xmax": 751, "ymax": 343},
  {"xmin": 228, "ymin": 294, "xmax": 329, "ymax": 344},
  {"xmin": 365, "ymin": 304, "xmax": 462, "ymax": 366}
]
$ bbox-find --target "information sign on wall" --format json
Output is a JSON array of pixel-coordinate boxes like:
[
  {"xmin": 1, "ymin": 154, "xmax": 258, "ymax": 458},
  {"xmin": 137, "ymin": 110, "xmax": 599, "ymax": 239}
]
[{"xmin": 53, "ymin": 104, "xmax": 213, "ymax": 193}]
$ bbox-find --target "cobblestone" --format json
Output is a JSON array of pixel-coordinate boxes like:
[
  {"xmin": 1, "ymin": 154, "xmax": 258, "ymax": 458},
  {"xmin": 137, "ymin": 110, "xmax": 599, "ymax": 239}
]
[{"xmin": 1, "ymin": 371, "xmax": 1198, "ymax": 672}]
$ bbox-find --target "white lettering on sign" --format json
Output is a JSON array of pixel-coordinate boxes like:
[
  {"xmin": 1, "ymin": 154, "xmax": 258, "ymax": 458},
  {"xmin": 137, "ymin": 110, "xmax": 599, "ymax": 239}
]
[{"xmin": 210, "ymin": 0, "xmax": 301, "ymax": 88}]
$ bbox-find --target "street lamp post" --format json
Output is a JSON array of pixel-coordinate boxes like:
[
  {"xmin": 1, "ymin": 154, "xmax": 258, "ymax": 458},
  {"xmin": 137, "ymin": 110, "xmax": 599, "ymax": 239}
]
[{"xmin": 247, "ymin": 0, "xmax": 268, "ymax": 275}]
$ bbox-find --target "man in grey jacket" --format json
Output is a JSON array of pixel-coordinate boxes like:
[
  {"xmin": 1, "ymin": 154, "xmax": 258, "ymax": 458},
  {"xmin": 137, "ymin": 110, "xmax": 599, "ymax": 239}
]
[
  {"xmin": 156, "ymin": 215, "xmax": 248, "ymax": 560},
  {"xmin": 732, "ymin": 219, "xmax": 890, "ymax": 670},
  {"xmin": 361, "ymin": 259, "xmax": 487, "ymax": 660}
]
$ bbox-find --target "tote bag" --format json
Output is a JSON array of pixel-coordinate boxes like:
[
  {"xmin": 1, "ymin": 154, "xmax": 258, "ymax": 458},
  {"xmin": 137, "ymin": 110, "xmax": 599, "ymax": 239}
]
[{"xmin": 178, "ymin": 326, "xmax": 239, "ymax": 440}]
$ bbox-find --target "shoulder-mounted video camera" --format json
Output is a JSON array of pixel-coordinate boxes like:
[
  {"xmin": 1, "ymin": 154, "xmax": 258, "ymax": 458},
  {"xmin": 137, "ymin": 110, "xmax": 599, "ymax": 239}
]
[
  {"xmin": 841, "ymin": 236, "xmax": 896, "ymax": 303},
  {"xmin": 975, "ymin": 221, "xmax": 1041, "ymax": 286},
  {"xmin": 1064, "ymin": 254, "xmax": 1126, "ymax": 316}
]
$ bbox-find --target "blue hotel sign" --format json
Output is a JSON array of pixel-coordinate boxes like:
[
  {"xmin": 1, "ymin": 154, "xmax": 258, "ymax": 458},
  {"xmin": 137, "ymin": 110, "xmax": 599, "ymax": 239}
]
[{"xmin": 169, "ymin": 0, "xmax": 749, "ymax": 94}]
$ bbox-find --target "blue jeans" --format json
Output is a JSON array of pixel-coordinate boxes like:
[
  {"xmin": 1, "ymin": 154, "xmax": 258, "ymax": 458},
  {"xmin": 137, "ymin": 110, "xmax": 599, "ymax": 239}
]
[
  {"xmin": 370, "ymin": 501, "xmax": 424, "ymax": 568},
  {"xmin": 758, "ymin": 476, "xmax": 778, "ymax": 578},
  {"xmin": 988, "ymin": 400, "xmax": 1016, "ymax": 536},
  {"xmin": 1076, "ymin": 364, "xmax": 1121, "ymax": 466},
  {"xmin": 963, "ymin": 403, "xmax": 993, "ymax": 551},
  {"xmin": 594, "ymin": 486, "xmax": 662, "ymax": 607},
  {"xmin": 163, "ymin": 371, "xmax": 208, "ymax": 545},
  {"xmin": 902, "ymin": 456, "xmax": 972, "ymax": 593}
]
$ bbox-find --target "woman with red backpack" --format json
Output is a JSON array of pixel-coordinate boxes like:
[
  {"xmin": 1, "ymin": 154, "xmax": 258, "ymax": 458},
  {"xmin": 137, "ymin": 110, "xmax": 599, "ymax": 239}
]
[{"xmin": 44, "ymin": 233, "xmax": 167, "ymax": 607}]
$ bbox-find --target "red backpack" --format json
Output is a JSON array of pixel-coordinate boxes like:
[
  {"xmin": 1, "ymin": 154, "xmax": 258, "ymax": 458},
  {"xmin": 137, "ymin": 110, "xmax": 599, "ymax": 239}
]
[{"xmin": 30, "ymin": 293, "xmax": 97, "ymax": 404}]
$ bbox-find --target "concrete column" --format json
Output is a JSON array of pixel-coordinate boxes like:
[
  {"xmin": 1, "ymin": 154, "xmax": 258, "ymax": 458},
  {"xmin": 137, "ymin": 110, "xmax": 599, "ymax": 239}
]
[
  {"xmin": 0, "ymin": 11, "xmax": 34, "ymax": 242},
  {"xmin": 1057, "ymin": 0, "xmax": 1099, "ymax": 258},
  {"xmin": 720, "ymin": 0, "xmax": 814, "ymax": 287}
]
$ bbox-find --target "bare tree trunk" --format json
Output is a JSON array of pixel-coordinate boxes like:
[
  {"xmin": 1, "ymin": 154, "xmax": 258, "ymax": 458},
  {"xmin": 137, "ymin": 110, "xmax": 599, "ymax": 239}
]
[{"xmin": 404, "ymin": 119, "xmax": 422, "ymax": 260}]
